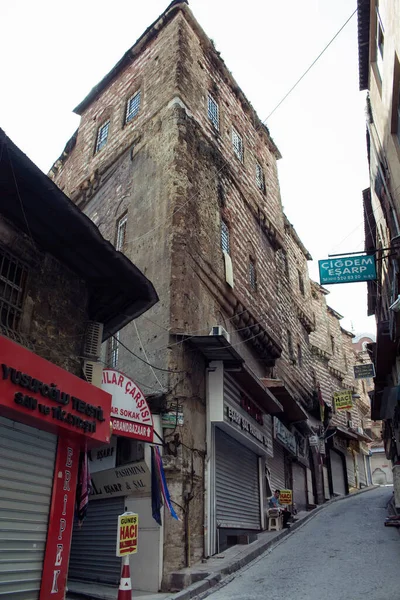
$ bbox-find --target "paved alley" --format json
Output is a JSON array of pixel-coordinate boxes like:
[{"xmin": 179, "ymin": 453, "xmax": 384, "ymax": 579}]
[{"xmin": 205, "ymin": 488, "xmax": 400, "ymax": 600}]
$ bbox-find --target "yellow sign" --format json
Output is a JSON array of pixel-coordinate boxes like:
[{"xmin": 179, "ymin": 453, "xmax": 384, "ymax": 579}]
[
  {"xmin": 116, "ymin": 513, "xmax": 138, "ymax": 557},
  {"xmin": 333, "ymin": 390, "xmax": 353, "ymax": 411},
  {"xmin": 279, "ymin": 489, "xmax": 293, "ymax": 505}
]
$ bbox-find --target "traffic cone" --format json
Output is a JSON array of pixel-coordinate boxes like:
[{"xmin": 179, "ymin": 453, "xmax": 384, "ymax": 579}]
[{"xmin": 117, "ymin": 555, "xmax": 132, "ymax": 599}]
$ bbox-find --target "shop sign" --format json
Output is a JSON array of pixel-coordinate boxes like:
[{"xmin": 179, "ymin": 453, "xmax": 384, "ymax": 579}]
[
  {"xmin": 309, "ymin": 435, "xmax": 319, "ymax": 447},
  {"xmin": 273, "ymin": 417, "xmax": 297, "ymax": 455},
  {"xmin": 90, "ymin": 460, "xmax": 150, "ymax": 499},
  {"xmin": 117, "ymin": 513, "xmax": 138, "ymax": 557},
  {"xmin": 0, "ymin": 335, "xmax": 111, "ymax": 445},
  {"xmin": 102, "ymin": 369, "xmax": 153, "ymax": 442},
  {"xmin": 279, "ymin": 489, "xmax": 293, "ymax": 505},
  {"xmin": 225, "ymin": 403, "xmax": 270, "ymax": 450},
  {"xmin": 39, "ymin": 439, "xmax": 80, "ymax": 600},
  {"xmin": 319, "ymin": 439, "xmax": 326, "ymax": 454},
  {"xmin": 353, "ymin": 363, "xmax": 375, "ymax": 379},
  {"xmin": 318, "ymin": 255, "xmax": 376, "ymax": 285},
  {"xmin": 88, "ymin": 437, "xmax": 117, "ymax": 473},
  {"xmin": 161, "ymin": 411, "xmax": 184, "ymax": 428},
  {"xmin": 333, "ymin": 390, "xmax": 353, "ymax": 411},
  {"xmin": 333, "ymin": 436, "xmax": 347, "ymax": 453}
]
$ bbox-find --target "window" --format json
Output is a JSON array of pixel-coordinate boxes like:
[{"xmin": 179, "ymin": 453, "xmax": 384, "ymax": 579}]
[
  {"xmin": 298, "ymin": 270, "xmax": 305, "ymax": 296},
  {"xmin": 255, "ymin": 162, "xmax": 265, "ymax": 191},
  {"xmin": 95, "ymin": 121, "xmax": 110, "ymax": 153},
  {"xmin": 116, "ymin": 214, "xmax": 128, "ymax": 251},
  {"xmin": 297, "ymin": 343, "xmax": 303, "ymax": 368},
  {"xmin": 109, "ymin": 332, "xmax": 120, "ymax": 368},
  {"xmin": 0, "ymin": 248, "xmax": 27, "ymax": 332},
  {"xmin": 249, "ymin": 258, "xmax": 256, "ymax": 290},
  {"xmin": 376, "ymin": 7, "xmax": 384, "ymax": 78},
  {"xmin": 207, "ymin": 94, "xmax": 219, "ymax": 131},
  {"xmin": 287, "ymin": 330, "xmax": 294, "ymax": 360},
  {"xmin": 282, "ymin": 251, "xmax": 290, "ymax": 278},
  {"xmin": 126, "ymin": 91, "xmax": 141, "ymax": 123},
  {"xmin": 330, "ymin": 335, "xmax": 335, "ymax": 355},
  {"xmin": 232, "ymin": 128, "xmax": 243, "ymax": 162},
  {"xmin": 221, "ymin": 219, "xmax": 230, "ymax": 254}
]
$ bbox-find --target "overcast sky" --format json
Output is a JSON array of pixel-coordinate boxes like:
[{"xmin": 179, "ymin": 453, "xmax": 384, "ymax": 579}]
[{"xmin": 0, "ymin": 0, "xmax": 375, "ymax": 336}]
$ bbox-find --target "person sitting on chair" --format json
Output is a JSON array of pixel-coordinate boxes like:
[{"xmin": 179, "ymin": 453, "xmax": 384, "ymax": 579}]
[{"xmin": 268, "ymin": 489, "xmax": 291, "ymax": 528}]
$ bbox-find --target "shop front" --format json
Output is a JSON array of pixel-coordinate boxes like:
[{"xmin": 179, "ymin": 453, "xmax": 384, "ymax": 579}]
[
  {"xmin": 67, "ymin": 369, "xmax": 163, "ymax": 594},
  {"xmin": 272, "ymin": 417, "xmax": 299, "ymax": 508},
  {"xmin": 328, "ymin": 436, "xmax": 348, "ymax": 496},
  {"xmin": 205, "ymin": 364, "xmax": 279, "ymax": 555},
  {"xmin": 0, "ymin": 335, "xmax": 112, "ymax": 600}
]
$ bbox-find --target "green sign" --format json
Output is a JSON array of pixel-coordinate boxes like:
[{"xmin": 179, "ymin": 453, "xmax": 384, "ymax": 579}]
[{"xmin": 319, "ymin": 255, "xmax": 376, "ymax": 285}]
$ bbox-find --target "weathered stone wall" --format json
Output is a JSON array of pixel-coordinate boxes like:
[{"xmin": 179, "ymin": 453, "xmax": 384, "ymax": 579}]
[{"xmin": 0, "ymin": 215, "xmax": 89, "ymax": 375}]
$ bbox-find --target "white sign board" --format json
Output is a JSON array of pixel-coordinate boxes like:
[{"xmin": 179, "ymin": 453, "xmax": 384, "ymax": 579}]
[
  {"xmin": 90, "ymin": 460, "xmax": 151, "ymax": 499},
  {"xmin": 88, "ymin": 437, "xmax": 117, "ymax": 473}
]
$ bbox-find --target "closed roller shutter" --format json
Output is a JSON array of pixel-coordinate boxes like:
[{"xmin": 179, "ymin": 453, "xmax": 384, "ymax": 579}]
[
  {"xmin": 268, "ymin": 439, "xmax": 286, "ymax": 492},
  {"xmin": 357, "ymin": 453, "xmax": 367, "ymax": 486},
  {"xmin": 330, "ymin": 450, "xmax": 346, "ymax": 496},
  {"xmin": 215, "ymin": 428, "xmax": 260, "ymax": 530},
  {"xmin": 69, "ymin": 496, "xmax": 125, "ymax": 585},
  {"xmin": 346, "ymin": 452, "xmax": 356, "ymax": 487},
  {"xmin": 322, "ymin": 466, "xmax": 331, "ymax": 500},
  {"xmin": 0, "ymin": 416, "xmax": 57, "ymax": 600},
  {"xmin": 292, "ymin": 462, "xmax": 307, "ymax": 512},
  {"xmin": 306, "ymin": 468, "xmax": 314, "ymax": 505}
]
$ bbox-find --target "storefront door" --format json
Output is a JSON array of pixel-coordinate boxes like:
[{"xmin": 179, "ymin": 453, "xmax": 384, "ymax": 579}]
[
  {"xmin": 0, "ymin": 416, "xmax": 57, "ymax": 599},
  {"xmin": 292, "ymin": 462, "xmax": 307, "ymax": 512},
  {"xmin": 330, "ymin": 449, "xmax": 346, "ymax": 496},
  {"xmin": 268, "ymin": 439, "xmax": 286, "ymax": 492}
]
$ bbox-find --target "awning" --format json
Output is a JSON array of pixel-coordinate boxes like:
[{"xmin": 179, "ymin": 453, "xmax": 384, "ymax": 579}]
[
  {"xmin": 261, "ymin": 378, "xmax": 308, "ymax": 422},
  {"xmin": 328, "ymin": 426, "xmax": 359, "ymax": 441},
  {"xmin": 186, "ymin": 335, "xmax": 244, "ymax": 368},
  {"xmin": 229, "ymin": 365, "xmax": 283, "ymax": 416}
]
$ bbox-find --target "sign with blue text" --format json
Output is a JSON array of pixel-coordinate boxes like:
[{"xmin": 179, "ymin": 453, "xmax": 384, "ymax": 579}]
[{"xmin": 318, "ymin": 255, "xmax": 376, "ymax": 285}]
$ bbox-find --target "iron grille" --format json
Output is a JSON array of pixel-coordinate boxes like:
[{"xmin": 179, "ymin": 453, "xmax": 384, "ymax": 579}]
[
  {"xmin": 116, "ymin": 215, "xmax": 128, "ymax": 251},
  {"xmin": 221, "ymin": 220, "xmax": 230, "ymax": 254},
  {"xmin": 109, "ymin": 332, "xmax": 119, "ymax": 368},
  {"xmin": 207, "ymin": 94, "xmax": 219, "ymax": 131},
  {"xmin": 95, "ymin": 121, "xmax": 110, "ymax": 153},
  {"xmin": 232, "ymin": 128, "xmax": 243, "ymax": 161},
  {"xmin": 0, "ymin": 249, "xmax": 27, "ymax": 332},
  {"xmin": 256, "ymin": 163, "xmax": 265, "ymax": 191},
  {"xmin": 249, "ymin": 259, "xmax": 256, "ymax": 290},
  {"xmin": 126, "ymin": 91, "xmax": 141, "ymax": 123}
]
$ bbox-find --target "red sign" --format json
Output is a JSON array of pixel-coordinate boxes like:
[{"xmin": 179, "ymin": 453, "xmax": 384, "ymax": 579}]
[
  {"xmin": 102, "ymin": 369, "xmax": 153, "ymax": 442},
  {"xmin": 0, "ymin": 335, "xmax": 112, "ymax": 446},
  {"xmin": 40, "ymin": 437, "xmax": 80, "ymax": 600}
]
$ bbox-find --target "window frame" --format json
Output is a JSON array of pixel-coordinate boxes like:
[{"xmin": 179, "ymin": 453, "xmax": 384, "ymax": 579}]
[
  {"xmin": 287, "ymin": 329, "xmax": 294, "ymax": 361},
  {"xmin": 0, "ymin": 248, "xmax": 27, "ymax": 333},
  {"xmin": 255, "ymin": 162, "xmax": 265, "ymax": 191},
  {"xmin": 109, "ymin": 332, "xmax": 120, "ymax": 368},
  {"xmin": 115, "ymin": 214, "xmax": 128, "ymax": 252},
  {"xmin": 207, "ymin": 93, "xmax": 220, "ymax": 131},
  {"xmin": 298, "ymin": 269, "xmax": 305, "ymax": 296},
  {"xmin": 95, "ymin": 120, "xmax": 110, "ymax": 154},
  {"xmin": 249, "ymin": 257, "xmax": 257, "ymax": 291},
  {"xmin": 125, "ymin": 90, "xmax": 141, "ymax": 124},
  {"xmin": 232, "ymin": 127, "xmax": 244, "ymax": 162},
  {"xmin": 375, "ymin": 7, "xmax": 384, "ymax": 79},
  {"xmin": 221, "ymin": 219, "xmax": 230, "ymax": 254},
  {"xmin": 297, "ymin": 343, "xmax": 303, "ymax": 368}
]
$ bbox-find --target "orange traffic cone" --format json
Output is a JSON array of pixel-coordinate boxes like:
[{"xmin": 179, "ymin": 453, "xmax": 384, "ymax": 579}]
[{"xmin": 117, "ymin": 555, "xmax": 132, "ymax": 599}]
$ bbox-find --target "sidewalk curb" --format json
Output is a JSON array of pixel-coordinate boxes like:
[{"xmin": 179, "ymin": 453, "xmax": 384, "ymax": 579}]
[{"xmin": 164, "ymin": 486, "xmax": 379, "ymax": 600}]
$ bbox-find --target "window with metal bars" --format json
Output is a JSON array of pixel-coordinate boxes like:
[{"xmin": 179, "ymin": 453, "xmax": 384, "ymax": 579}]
[
  {"xmin": 255, "ymin": 162, "xmax": 265, "ymax": 191},
  {"xmin": 95, "ymin": 121, "xmax": 110, "ymax": 153},
  {"xmin": 0, "ymin": 249, "xmax": 27, "ymax": 332},
  {"xmin": 207, "ymin": 94, "xmax": 219, "ymax": 131},
  {"xmin": 232, "ymin": 128, "xmax": 243, "ymax": 162},
  {"xmin": 298, "ymin": 269, "xmax": 305, "ymax": 295},
  {"xmin": 287, "ymin": 330, "xmax": 294, "ymax": 360},
  {"xmin": 116, "ymin": 214, "xmax": 128, "ymax": 251},
  {"xmin": 109, "ymin": 332, "xmax": 120, "ymax": 368},
  {"xmin": 249, "ymin": 258, "xmax": 256, "ymax": 290},
  {"xmin": 126, "ymin": 91, "xmax": 141, "ymax": 123},
  {"xmin": 297, "ymin": 343, "xmax": 303, "ymax": 368},
  {"xmin": 221, "ymin": 219, "xmax": 230, "ymax": 254}
]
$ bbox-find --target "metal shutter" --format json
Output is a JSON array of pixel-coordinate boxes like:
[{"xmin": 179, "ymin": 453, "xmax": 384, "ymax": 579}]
[
  {"xmin": 357, "ymin": 453, "xmax": 367, "ymax": 486},
  {"xmin": 322, "ymin": 466, "xmax": 331, "ymax": 500},
  {"xmin": 0, "ymin": 416, "xmax": 57, "ymax": 600},
  {"xmin": 268, "ymin": 439, "xmax": 286, "ymax": 492},
  {"xmin": 346, "ymin": 452, "xmax": 356, "ymax": 487},
  {"xmin": 292, "ymin": 462, "xmax": 307, "ymax": 512},
  {"xmin": 68, "ymin": 496, "xmax": 125, "ymax": 585},
  {"xmin": 306, "ymin": 468, "xmax": 314, "ymax": 505},
  {"xmin": 215, "ymin": 428, "xmax": 260, "ymax": 530},
  {"xmin": 330, "ymin": 450, "xmax": 346, "ymax": 496}
]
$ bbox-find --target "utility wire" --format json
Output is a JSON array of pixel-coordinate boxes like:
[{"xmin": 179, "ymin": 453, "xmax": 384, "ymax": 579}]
[
  {"xmin": 134, "ymin": 321, "xmax": 167, "ymax": 391},
  {"xmin": 113, "ymin": 334, "xmax": 186, "ymax": 374},
  {"xmin": 264, "ymin": 6, "xmax": 358, "ymax": 122}
]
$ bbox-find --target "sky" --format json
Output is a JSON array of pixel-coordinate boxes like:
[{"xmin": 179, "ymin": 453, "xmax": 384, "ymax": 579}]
[{"xmin": 0, "ymin": 0, "xmax": 375, "ymax": 336}]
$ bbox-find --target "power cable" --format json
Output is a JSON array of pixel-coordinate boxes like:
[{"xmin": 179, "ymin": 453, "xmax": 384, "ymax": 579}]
[
  {"xmin": 113, "ymin": 334, "xmax": 186, "ymax": 373},
  {"xmin": 133, "ymin": 321, "xmax": 167, "ymax": 391}
]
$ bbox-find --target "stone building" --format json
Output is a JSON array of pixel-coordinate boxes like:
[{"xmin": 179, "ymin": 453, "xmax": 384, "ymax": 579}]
[
  {"xmin": 357, "ymin": 0, "xmax": 400, "ymax": 503},
  {"xmin": 0, "ymin": 128, "xmax": 157, "ymax": 600},
  {"xmin": 49, "ymin": 0, "xmax": 372, "ymax": 592}
]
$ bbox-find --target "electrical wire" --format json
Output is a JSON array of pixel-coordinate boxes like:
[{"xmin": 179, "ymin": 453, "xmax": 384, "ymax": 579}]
[
  {"xmin": 113, "ymin": 334, "xmax": 186, "ymax": 373},
  {"xmin": 133, "ymin": 321, "xmax": 167, "ymax": 391}
]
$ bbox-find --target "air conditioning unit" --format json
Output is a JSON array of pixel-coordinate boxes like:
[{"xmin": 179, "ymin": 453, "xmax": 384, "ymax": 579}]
[
  {"xmin": 209, "ymin": 326, "xmax": 230, "ymax": 343},
  {"xmin": 83, "ymin": 322, "xmax": 104, "ymax": 359},
  {"xmin": 83, "ymin": 361, "xmax": 104, "ymax": 387},
  {"xmin": 347, "ymin": 420, "xmax": 353, "ymax": 429}
]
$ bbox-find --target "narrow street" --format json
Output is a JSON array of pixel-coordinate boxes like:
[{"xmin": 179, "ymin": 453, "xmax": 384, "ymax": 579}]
[{"xmin": 206, "ymin": 488, "xmax": 400, "ymax": 600}]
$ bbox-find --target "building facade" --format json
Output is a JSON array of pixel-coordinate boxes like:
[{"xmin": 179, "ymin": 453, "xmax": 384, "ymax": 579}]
[
  {"xmin": 50, "ymin": 1, "xmax": 373, "ymax": 591},
  {"xmin": 357, "ymin": 0, "xmax": 400, "ymax": 502}
]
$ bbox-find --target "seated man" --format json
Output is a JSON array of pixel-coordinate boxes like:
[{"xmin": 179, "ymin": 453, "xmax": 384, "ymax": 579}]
[{"xmin": 268, "ymin": 489, "xmax": 291, "ymax": 528}]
